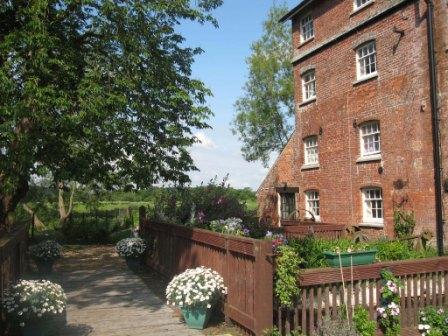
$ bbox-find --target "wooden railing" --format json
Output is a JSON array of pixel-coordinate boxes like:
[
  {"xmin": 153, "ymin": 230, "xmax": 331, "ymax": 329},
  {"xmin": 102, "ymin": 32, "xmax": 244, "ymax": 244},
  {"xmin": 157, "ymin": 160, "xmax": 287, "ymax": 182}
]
[
  {"xmin": 0, "ymin": 223, "xmax": 29, "ymax": 335},
  {"xmin": 139, "ymin": 213, "xmax": 274, "ymax": 336},
  {"xmin": 274, "ymin": 257, "xmax": 448, "ymax": 335},
  {"xmin": 282, "ymin": 224, "xmax": 346, "ymax": 240}
]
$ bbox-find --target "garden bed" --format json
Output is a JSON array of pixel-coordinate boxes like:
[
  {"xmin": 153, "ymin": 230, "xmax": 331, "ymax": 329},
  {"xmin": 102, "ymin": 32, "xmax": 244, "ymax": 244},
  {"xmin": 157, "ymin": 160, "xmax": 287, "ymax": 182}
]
[{"xmin": 274, "ymin": 256, "xmax": 448, "ymax": 335}]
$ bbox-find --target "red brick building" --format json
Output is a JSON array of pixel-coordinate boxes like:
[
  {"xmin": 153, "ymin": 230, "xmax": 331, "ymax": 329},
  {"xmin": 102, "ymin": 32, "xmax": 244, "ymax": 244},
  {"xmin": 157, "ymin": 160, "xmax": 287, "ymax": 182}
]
[{"xmin": 257, "ymin": 0, "xmax": 448, "ymax": 239}]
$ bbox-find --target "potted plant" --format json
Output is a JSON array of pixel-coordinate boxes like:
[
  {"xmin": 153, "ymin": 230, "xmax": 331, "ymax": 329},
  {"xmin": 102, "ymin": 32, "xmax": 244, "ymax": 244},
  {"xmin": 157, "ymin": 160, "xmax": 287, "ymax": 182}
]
[
  {"xmin": 324, "ymin": 246, "xmax": 377, "ymax": 267},
  {"xmin": 29, "ymin": 240, "xmax": 62, "ymax": 274},
  {"xmin": 115, "ymin": 237, "xmax": 147, "ymax": 271},
  {"xmin": 3, "ymin": 279, "xmax": 67, "ymax": 336},
  {"xmin": 166, "ymin": 266, "xmax": 227, "ymax": 330}
]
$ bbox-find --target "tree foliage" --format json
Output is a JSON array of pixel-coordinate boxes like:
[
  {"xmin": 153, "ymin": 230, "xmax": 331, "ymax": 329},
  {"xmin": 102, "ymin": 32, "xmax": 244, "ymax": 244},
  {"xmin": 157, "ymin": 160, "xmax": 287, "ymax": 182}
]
[
  {"xmin": 232, "ymin": 3, "xmax": 294, "ymax": 167},
  {"xmin": 0, "ymin": 0, "xmax": 222, "ymax": 226}
]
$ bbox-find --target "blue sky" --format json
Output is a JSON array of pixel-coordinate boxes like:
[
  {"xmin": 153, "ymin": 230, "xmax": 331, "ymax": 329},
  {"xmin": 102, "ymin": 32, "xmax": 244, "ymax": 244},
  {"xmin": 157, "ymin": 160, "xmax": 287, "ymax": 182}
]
[{"xmin": 180, "ymin": 0, "xmax": 297, "ymax": 190}]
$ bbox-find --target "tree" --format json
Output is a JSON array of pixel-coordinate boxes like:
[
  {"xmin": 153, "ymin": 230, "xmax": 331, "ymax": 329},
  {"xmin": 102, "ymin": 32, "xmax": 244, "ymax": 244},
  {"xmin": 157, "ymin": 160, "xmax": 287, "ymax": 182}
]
[
  {"xmin": 0, "ymin": 0, "xmax": 223, "ymax": 228},
  {"xmin": 232, "ymin": 3, "xmax": 294, "ymax": 167}
]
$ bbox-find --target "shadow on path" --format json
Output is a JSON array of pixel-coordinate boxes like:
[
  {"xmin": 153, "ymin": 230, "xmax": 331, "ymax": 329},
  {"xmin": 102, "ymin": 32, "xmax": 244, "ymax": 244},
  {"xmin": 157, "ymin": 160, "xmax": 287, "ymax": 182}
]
[{"xmin": 28, "ymin": 245, "xmax": 201, "ymax": 336}]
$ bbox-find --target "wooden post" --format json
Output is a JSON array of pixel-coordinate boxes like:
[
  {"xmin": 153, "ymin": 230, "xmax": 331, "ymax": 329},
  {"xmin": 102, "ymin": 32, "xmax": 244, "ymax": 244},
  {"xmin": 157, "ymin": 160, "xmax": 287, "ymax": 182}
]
[
  {"xmin": 31, "ymin": 214, "xmax": 35, "ymax": 239},
  {"xmin": 129, "ymin": 207, "xmax": 133, "ymax": 227},
  {"xmin": 139, "ymin": 206, "xmax": 147, "ymax": 233},
  {"xmin": 253, "ymin": 240, "xmax": 274, "ymax": 335}
]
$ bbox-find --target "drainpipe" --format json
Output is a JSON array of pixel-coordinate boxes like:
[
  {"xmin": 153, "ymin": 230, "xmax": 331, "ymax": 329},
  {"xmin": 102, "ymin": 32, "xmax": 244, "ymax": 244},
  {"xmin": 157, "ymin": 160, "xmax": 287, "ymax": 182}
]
[{"xmin": 425, "ymin": 0, "xmax": 445, "ymax": 256}]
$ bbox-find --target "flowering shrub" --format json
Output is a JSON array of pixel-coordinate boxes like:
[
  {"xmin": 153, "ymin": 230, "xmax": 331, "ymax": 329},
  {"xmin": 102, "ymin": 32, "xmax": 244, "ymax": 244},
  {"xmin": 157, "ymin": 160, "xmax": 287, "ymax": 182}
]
[
  {"xmin": 2, "ymin": 280, "xmax": 66, "ymax": 327},
  {"xmin": 152, "ymin": 176, "xmax": 250, "ymax": 227},
  {"xmin": 418, "ymin": 307, "xmax": 448, "ymax": 336},
  {"xmin": 209, "ymin": 218, "xmax": 248, "ymax": 236},
  {"xmin": 166, "ymin": 266, "xmax": 227, "ymax": 309},
  {"xmin": 115, "ymin": 238, "xmax": 147, "ymax": 258},
  {"xmin": 376, "ymin": 270, "xmax": 402, "ymax": 336},
  {"xmin": 29, "ymin": 240, "xmax": 62, "ymax": 261},
  {"xmin": 265, "ymin": 231, "xmax": 288, "ymax": 254}
]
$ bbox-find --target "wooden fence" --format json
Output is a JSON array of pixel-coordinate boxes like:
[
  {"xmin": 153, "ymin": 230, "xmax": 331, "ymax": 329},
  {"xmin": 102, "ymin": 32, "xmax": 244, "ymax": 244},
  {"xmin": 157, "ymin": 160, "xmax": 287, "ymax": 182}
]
[
  {"xmin": 139, "ymin": 212, "xmax": 274, "ymax": 336},
  {"xmin": 0, "ymin": 223, "xmax": 29, "ymax": 335},
  {"xmin": 275, "ymin": 257, "xmax": 448, "ymax": 335},
  {"xmin": 282, "ymin": 224, "xmax": 346, "ymax": 240}
]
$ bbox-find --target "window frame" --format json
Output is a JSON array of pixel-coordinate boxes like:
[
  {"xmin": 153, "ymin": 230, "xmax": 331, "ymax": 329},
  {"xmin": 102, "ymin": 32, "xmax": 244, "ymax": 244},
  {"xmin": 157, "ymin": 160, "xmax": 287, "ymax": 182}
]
[
  {"xmin": 279, "ymin": 193, "xmax": 296, "ymax": 220},
  {"xmin": 361, "ymin": 187, "xmax": 384, "ymax": 225},
  {"xmin": 359, "ymin": 121, "xmax": 381, "ymax": 158},
  {"xmin": 354, "ymin": 0, "xmax": 373, "ymax": 10},
  {"xmin": 300, "ymin": 14, "xmax": 314, "ymax": 43},
  {"xmin": 305, "ymin": 190, "xmax": 320, "ymax": 221},
  {"xmin": 356, "ymin": 41, "xmax": 377, "ymax": 80},
  {"xmin": 304, "ymin": 136, "xmax": 319, "ymax": 166},
  {"xmin": 301, "ymin": 69, "xmax": 316, "ymax": 102}
]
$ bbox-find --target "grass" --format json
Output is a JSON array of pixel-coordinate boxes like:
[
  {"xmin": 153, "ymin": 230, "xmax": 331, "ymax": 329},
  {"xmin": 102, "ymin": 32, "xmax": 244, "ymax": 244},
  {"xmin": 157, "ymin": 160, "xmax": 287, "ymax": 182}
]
[{"xmin": 72, "ymin": 201, "xmax": 153, "ymax": 212}]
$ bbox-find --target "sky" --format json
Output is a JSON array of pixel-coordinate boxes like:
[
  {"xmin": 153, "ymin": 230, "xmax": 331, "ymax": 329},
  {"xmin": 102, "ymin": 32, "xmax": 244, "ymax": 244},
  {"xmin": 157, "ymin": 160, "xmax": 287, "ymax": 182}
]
[{"xmin": 178, "ymin": 0, "xmax": 298, "ymax": 190}]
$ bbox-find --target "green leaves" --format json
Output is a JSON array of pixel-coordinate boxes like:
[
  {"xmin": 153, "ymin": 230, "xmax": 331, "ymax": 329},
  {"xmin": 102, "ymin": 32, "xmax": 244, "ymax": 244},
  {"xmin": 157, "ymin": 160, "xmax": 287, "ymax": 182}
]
[
  {"xmin": 353, "ymin": 306, "xmax": 376, "ymax": 336},
  {"xmin": 0, "ymin": 0, "xmax": 222, "ymax": 223},
  {"xmin": 274, "ymin": 245, "xmax": 302, "ymax": 307},
  {"xmin": 232, "ymin": 3, "xmax": 294, "ymax": 167}
]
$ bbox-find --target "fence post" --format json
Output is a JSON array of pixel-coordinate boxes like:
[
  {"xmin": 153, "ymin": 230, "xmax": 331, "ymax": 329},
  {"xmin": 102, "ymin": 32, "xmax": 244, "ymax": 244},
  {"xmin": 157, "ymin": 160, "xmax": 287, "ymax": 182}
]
[
  {"xmin": 139, "ymin": 206, "xmax": 147, "ymax": 232},
  {"xmin": 254, "ymin": 240, "xmax": 274, "ymax": 335},
  {"xmin": 31, "ymin": 214, "xmax": 35, "ymax": 239}
]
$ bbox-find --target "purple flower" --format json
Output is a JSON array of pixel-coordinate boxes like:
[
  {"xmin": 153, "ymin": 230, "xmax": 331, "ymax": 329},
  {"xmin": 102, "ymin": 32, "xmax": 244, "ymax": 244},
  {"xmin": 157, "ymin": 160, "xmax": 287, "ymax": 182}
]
[
  {"xmin": 269, "ymin": 233, "xmax": 288, "ymax": 254},
  {"xmin": 196, "ymin": 211, "xmax": 206, "ymax": 223}
]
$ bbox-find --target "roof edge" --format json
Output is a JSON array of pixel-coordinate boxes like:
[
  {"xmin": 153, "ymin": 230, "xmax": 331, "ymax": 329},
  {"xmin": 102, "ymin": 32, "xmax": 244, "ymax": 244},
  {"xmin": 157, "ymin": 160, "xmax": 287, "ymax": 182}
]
[
  {"xmin": 256, "ymin": 130, "xmax": 296, "ymax": 195},
  {"xmin": 279, "ymin": 0, "xmax": 316, "ymax": 23}
]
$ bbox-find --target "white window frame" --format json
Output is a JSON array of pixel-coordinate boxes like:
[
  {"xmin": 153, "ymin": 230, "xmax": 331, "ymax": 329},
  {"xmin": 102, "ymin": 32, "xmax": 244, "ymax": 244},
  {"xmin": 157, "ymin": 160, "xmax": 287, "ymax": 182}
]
[
  {"xmin": 362, "ymin": 188, "xmax": 383, "ymax": 225},
  {"xmin": 359, "ymin": 121, "xmax": 381, "ymax": 158},
  {"xmin": 300, "ymin": 14, "xmax": 314, "ymax": 43},
  {"xmin": 354, "ymin": 0, "xmax": 373, "ymax": 10},
  {"xmin": 302, "ymin": 70, "xmax": 316, "ymax": 102},
  {"xmin": 304, "ymin": 136, "xmax": 319, "ymax": 165},
  {"xmin": 305, "ymin": 190, "xmax": 320, "ymax": 221},
  {"xmin": 356, "ymin": 41, "xmax": 377, "ymax": 80}
]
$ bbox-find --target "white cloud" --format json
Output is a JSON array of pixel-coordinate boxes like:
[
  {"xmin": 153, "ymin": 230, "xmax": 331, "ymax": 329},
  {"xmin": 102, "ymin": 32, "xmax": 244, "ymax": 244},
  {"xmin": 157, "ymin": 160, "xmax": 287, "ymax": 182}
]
[
  {"xmin": 194, "ymin": 132, "xmax": 217, "ymax": 149},
  {"xmin": 188, "ymin": 127, "xmax": 271, "ymax": 190}
]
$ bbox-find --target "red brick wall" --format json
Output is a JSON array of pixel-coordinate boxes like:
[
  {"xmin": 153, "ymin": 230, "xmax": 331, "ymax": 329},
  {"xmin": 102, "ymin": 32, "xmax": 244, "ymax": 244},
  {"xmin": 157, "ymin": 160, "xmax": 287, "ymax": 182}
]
[
  {"xmin": 258, "ymin": 0, "xmax": 447, "ymax": 238},
  {"xmin": 292, "ymin": 0, "xmax": 400, "ymax": 55},
  {"xmin": 257, "ymin": 133, "xmax": 297, "ymax": 226},
  {"xmin": 434, "ymin": 0, "xmax": 448, "ymax": 238}
]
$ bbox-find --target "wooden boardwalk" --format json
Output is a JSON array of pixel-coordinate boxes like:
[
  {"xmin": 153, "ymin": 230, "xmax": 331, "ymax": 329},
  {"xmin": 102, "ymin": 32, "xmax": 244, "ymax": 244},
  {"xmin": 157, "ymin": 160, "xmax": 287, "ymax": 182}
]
[{"xmin": 47, "ymin": 246, "xmax": 202, "ymax": 336}]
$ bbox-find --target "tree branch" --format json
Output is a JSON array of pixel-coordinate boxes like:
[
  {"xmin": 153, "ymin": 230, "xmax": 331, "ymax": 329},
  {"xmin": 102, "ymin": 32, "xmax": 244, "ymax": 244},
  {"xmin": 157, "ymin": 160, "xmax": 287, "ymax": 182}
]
[{"xmin": 22, "ymin": 203, "xmax": 45, "ymax": 229}]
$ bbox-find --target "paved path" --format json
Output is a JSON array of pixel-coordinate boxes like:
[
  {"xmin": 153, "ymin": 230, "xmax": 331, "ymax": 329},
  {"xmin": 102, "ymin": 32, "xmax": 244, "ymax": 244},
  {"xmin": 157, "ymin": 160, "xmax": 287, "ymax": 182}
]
[{"xmin": 47, "ymin": 246, "xmax": 202, "ymax": 336}]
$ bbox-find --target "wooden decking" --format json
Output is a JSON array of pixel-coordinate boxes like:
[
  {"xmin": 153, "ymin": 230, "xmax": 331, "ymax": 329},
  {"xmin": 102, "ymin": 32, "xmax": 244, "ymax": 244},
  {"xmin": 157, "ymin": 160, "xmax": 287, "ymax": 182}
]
[{"xmin": 47, "ymin": 246, "xmax": 202, "ymax": 336}]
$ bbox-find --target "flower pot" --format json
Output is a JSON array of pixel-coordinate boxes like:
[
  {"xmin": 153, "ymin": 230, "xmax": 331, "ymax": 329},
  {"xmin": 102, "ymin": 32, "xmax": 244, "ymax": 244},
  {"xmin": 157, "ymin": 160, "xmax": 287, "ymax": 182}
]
[
  {"xmin": 20, "ymin": 313, "xmax": 66, "ymax": 336},
  {"xmin": 181, "ymin": 306, "xmax": 212, "ymax": 330},
  {"xmin": 34, "ymin": 259, "xmax": 55, "ymax": 274},
  {"xmin": 125, "ymin": 256, "xmax": 142, "ymax": 271},
  {"xmin": 324, "ymin": 249, "xmax": 378, "ymax": 268}
]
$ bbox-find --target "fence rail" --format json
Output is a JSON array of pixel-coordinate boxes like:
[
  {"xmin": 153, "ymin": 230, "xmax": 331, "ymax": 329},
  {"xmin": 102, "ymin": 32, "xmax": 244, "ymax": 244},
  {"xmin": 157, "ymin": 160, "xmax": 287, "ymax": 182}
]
[
  {"xmin": 139, "ymin": 211, "xmax": 273, "ymax": 336},
  {"xmin": 282, "ymin": 224, "xmax": 346, "ymax": 240},
  {"xmin": 0, "ymin": 223, "xmax": 29, "ymax": 335},
  {"xmin": 275, "ymin": 257, "xmax": 448, "ymax": 335}
]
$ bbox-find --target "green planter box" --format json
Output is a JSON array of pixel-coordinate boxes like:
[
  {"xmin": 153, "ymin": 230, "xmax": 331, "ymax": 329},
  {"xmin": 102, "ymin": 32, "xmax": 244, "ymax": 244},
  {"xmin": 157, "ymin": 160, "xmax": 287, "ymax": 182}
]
[
  {"xmin": 324, "ymin": 249, "xmax": 377, "ymax": 267},
  {"xmin": 181, "ymin": 306, "xmax": 212, "ymax": 330}
]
